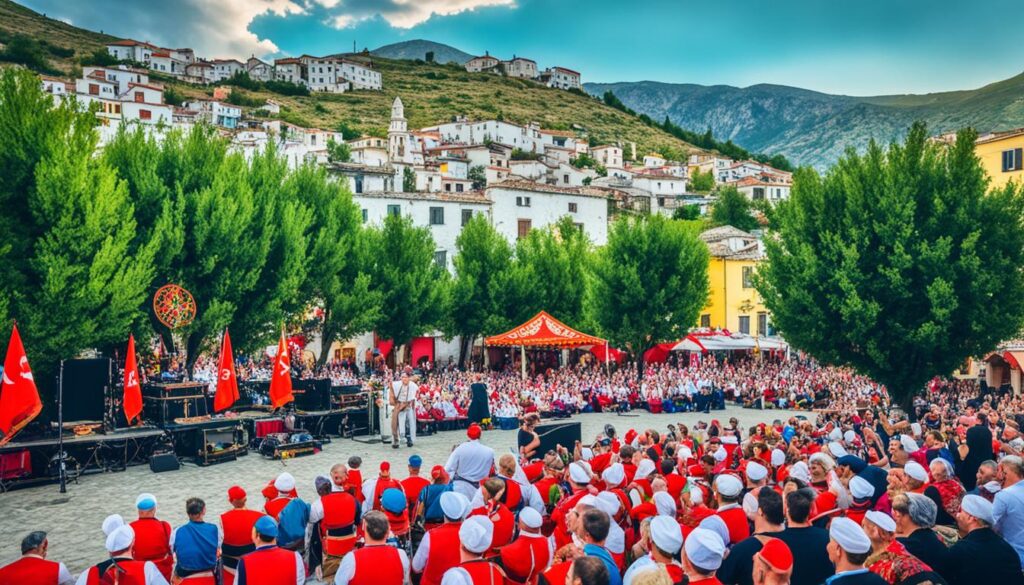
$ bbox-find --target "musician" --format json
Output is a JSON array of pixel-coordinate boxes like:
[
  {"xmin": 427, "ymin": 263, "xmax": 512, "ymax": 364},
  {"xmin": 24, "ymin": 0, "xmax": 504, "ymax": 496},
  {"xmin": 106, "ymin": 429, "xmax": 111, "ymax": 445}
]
[
  {"xmin": 220, "ymin": 486, "xmax": 263, "ymax": 571},
  {"xmin": 0, "ymin": 531, "xmax": 74, "ymax": 585},
  {"xmin": 75, "ymin": 525, "xmax": 169, "ymax": 585},
  {"xmin": 391, "ymin": 371, "xmax": 418, "ymax": 449},
  {"xmin": 129, "ymin": 493, "xmax": 174, "ymax": 581},
  {"xmin": 265, "ymin": 473, "xmax": 297, "ymax": 519},
  {"xmin": 309, "ymin": 474, "xmax": 360, "ymax": 582},
  {"xmin": 334, "ymin": 511, "xmax": 411, "ymax": 585}
]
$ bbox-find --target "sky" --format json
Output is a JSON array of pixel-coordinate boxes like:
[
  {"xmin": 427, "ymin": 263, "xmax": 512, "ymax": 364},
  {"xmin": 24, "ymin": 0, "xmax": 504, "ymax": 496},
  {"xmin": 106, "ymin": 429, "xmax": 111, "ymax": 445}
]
[{"xmin": 21, "ymin": 0, "xmax": 1024, "ymax": 96}]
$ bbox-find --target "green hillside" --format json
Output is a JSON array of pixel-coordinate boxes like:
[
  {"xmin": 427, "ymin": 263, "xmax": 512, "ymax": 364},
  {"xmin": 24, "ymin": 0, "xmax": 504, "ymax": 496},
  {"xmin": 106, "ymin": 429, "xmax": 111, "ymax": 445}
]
[{"xmin": 0, "ymin": 0, "xmax": 699, "ymax": 159}]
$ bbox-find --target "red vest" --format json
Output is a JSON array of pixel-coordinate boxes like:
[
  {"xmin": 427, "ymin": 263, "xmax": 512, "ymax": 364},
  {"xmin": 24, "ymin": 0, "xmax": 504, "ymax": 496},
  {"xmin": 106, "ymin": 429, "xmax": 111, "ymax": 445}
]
[
  {"xmin": 551, "ymin": 489, "xmax": 587, "ymax": 549},
  {"xmin": 499, "ymin": 477, "xmax": 523, "ymax": 512},
  {"xmin": 320, "ymin": 492, "xmax": 359, "ymax": 556},
  {"xmin": 372, "ymin": 477, "xmax": 402, "ymax": 511},
  {"xmin": 239, "ymin": 546, "xmax": 298, "ymax": 585},
  {"xmin": 500, "ymin": 535, "xmax": 550, "ymax": 585},
  {"xmin": 84, "ymin": 559, "xmax": 148, "ymax": 585},
  {"xmin": 470, "ymin": 503, "xmax": 514, "ymax": 552},
  {"xmin": 0, "ymin": 556, "xmax": 60, "ymax": 585},
  {"xmin": 221, "ymin": 508, "xmax": 265, "ymax": 548},
  {"xmin": 401, "ymin": 476, "xmax": 431, "ymax": 513},
  {"xmin": 541, "ymin": 561, "xmax": 571, "ymax": 585},
  {"xmin": 179, "ymin": 571, "xmax": 217, "ymax": 585},
  {"xmin": 534, "ymin": 478, "xmax": 561, "ymax": 510},
  {"xmin": 715, "ymin": 506, "xmax": 750, "ymax": 545},
  {"xmin": 421, "ymin": 523, "xmax": 463, "ymax": 585},
  {"xmin": 349, "ymin": 545, "xmax": 404, "ymax": 585},
  {"xmin": 264, "ymin": 496, "xmax": 293, "ymax": 520},
  {"xmin": 459, "ymin": 559, "xmax": 506, "ymax": 585},
  {"xmin": 129, "ymin": 517, "xmax": 173, "ymax": 580}
]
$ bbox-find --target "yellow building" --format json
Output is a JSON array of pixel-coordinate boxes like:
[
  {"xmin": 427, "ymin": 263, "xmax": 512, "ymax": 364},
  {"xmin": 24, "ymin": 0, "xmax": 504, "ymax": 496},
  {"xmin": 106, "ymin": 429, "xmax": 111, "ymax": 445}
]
[
  {"xmin": 697, "ymin": 226, "xmax": 772, "ymax": 336},
  {"xmin": 975, "ymin": 128, "xmax": 1024, "ymax": 189}
]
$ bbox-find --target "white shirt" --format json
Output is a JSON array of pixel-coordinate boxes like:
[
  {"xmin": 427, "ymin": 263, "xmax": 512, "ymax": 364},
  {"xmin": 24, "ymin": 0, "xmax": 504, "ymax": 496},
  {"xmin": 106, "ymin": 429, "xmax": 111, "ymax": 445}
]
[
  {"xmin": 392, "ymin": 380, "xmax": 417, "ymax": 404},
  {"xmin": 74, "ymin": 559, "xmax": 168, "ymax": 585},
  {"xmin": 411, "ymin": 528, "xmax": 434, "ymax": 572},
  {"xmin": 445, "ymin": 440, "xmax": 495, "ymax": 484},
  {"xmin": 440, "ymin": 566, "xmax": 476, "ymax": 585},
  {"xmin": 335, "ymin": 545, "xmax": 411, "ymax": 585}
]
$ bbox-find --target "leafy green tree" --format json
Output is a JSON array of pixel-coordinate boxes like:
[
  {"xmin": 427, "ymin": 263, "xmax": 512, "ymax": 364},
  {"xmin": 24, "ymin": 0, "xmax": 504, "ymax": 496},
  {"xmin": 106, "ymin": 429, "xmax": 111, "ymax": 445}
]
[
  {"xmin": 80, "ymin": 48, "xmax": 118, "ymax": 67},
  {"xmin": 327, "ymin": 138, "xmax": 352, "ymax": 163},
  {"xmin": 468, "ymin": 165, "xmax": 487, "ymax": 190},
  {"xmin": 672, "ymin": 204, "xmax": 701, "ymax": 221},
  {"xmin": 0, "ymin": 35, "xmax": 52, "ymax": 72},
  {"xmin": 710, "ymin": 185, "xmax": 759, "ymax": 232},
  {"xmin": 0, "ymin": 68, "xmax": 161, "ymax": 398},
  {"xmin": 756, "ymin": 123, "xmax": 1024, "ymax": 407},
  {"xmin": 368, "ymin": 214, "xmax": 448, "ymax": 361},
  {"xmin": 589, "ymin": 215, "xmax": 709, "ymax": 376},
  {"xmin": 690, "ymin": 169, "xmax": 715, "ymax": 193},
  {"xmin": 402, "ymin": 166, "xmax": 417, "ymax": 192},
  {"xmin": 449, "ymin": 214, "xmax": 514, "ymax": 365},
  {"xmin": 289, "ymin": 163, "xmax": 381, "ymax": 365},
  {"xmin": 505, "ymin": 217, "xmax": 591, "ymax": 328}
]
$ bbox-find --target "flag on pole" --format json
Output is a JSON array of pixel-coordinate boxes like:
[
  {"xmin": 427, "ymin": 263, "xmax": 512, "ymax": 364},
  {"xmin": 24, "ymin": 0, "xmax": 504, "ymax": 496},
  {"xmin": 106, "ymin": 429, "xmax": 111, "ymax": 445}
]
[
  {"xmin": 214, "ymin": 329, "xmax": 239, "ymax": 412},
  {"xmin": 0, "ymin": 324, "xmax": 42, "ymax": 446},
  {"xmin": 269, "ymin": 330, "xmax": 293, "ymax": 408},
  {"xmin": 123, "ymin": 334, "xmax": 143, "ymax": 424}
]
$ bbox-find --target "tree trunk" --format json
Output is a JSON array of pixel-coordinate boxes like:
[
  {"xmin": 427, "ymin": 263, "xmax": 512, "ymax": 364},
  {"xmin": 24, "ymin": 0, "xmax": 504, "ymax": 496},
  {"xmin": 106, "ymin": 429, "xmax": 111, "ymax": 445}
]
[
  {"xmin": 316, "ymin": 310, "xmax": 336, "ymax": 368},
  {"xmin": 185, "ymin": 331, "xmax": 204, "ymax": 380}
]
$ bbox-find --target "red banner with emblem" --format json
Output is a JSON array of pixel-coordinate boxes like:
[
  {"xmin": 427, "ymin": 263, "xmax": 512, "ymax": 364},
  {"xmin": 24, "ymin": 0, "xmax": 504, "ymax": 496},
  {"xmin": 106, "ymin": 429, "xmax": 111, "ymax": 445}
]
[
  {"xmin": 269, "ymin": 331, "xmax": 293, "ymax": 408},
  {"xmin": 214, "ymin": 329, "xmax": 239, "ymax": 412},
  {"xmin": 123, "ymin": 334, "xmax": 143, "ymax": 424},
  {"xmin": 0, "ymin": 325, "xmax": 42, "ymax": 446}
]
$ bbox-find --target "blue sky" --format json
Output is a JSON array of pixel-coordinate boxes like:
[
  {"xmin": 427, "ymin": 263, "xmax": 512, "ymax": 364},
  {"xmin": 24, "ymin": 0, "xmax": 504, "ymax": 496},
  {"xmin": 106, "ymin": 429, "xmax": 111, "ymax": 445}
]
[{"xmin": 22, "ymin": 0, "xmax": 1024, "ymax": 95}]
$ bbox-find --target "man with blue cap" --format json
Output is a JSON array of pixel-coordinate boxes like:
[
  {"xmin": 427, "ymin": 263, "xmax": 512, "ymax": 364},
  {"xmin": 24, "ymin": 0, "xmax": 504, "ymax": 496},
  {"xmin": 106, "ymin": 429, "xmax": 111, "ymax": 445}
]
[
  {"xmin": 236, "ymin": 516, "xmax": 304, "ymax": 585},
  {"xmin": 129, "ymin": 493, "xmax": 173, "ymax": 581},
  {"xmin": 402, "ymin": 455, "xmax": 430, "ymax": 514}
]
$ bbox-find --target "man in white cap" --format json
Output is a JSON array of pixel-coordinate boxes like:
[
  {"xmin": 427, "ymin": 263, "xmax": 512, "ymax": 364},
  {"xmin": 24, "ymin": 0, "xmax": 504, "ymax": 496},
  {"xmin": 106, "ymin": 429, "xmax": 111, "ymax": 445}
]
[
  {"xmin": 75, "ymin": 525, "xmax": 169, "ymax": 585},
  {"xmin": 746, "ymin": 462, "xmax": 768, "ymax": 491},
  {"xmin": 682, "ymin": 527, "xmax": 726, "ymax": 584},
  {"xmin": 945, "ymin": 495, "xmax": 1024, "ymax": 585},
  {"xmin": 902, "ymin": 462, "xmax": 929, "ymax": 492},
  {"xmin": 0, "ymin": 531, "xmax": 74, "ymax": 585},
  {"xmin": 336, "ymin": 511, "xmax": 410, "ymax": 585},
  {"xmin": 414, "ymin": 492, "xmax": 469, "ymax": 585},
  {"xmin": 266, "ymin": 472, "xmax": 297, "ymax": 519},
  {"xmin": 129, "ymin": 493, "xmax": 173, "ymax": 581},
  {"xmin": 594, "ymin": 492, "xmax": 626, "ymax": 568},
  {"xmin": 551, "ymin": 462, "xmax": 594, "ymax": 550},
  {"xmin": 714, "ymin": 474, "xmax": 750, "ymax": 544},
  {"xmin": 824, "ymin": 517, "xmax": 885, "ymax": 584},
  {"xmin": 845, "ymin": 476, "xmax": 874, "ymax": 525},
  {"xmin": 622, "ymin": 516, "xmax": 683, "ymax": 585},
  {"xmin": 500, "ymin": 507, "xmax": 552, "ymax": 585},
  {"xmin": 102, "ymin": 515, "xmax": 125, "ymax": 537},
  {"xmin": 445, "ymin": 424, "xmax": 495, "ymax": 500},
  {"xmin": 441, "ymin": 516, "xmax": 506, "ymax": 585},
  {"xmin": 861, "ymin": 510, "xmax": 945, "ymax": 584}
]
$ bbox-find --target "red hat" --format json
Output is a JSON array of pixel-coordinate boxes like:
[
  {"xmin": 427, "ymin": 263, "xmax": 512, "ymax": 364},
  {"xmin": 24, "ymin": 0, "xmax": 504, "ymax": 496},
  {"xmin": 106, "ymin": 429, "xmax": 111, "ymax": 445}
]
[
  {"xmin": 687, "ymin": 464, "xmax": 706, "ymax": 478},
  {"xmin": 380, "ymin": 461, "xmax": 391, "ymax": 472},
  {"xmin": 624, "ymin": 429, "xmax": 637, "ymax": 445},
  {"xmin": 467, "ymin": 423, "xmax": 482, "ymax": 440},
  {"xmin": 756, "ymin": 538, "xmax": 794, "ymax": 572},
  {"xmin": 431, "ymin": 465, "xmax": 449, "ymax": 482},
  {"xmin": 228, "ymin": 486, "xmax": 246, "ymax": 500}
]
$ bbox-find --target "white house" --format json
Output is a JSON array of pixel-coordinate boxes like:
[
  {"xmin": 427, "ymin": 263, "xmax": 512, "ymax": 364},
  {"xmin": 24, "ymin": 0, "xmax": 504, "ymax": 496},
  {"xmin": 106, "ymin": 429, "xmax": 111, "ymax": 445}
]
[
  {"xmin": 434, "ymin": 120, "xmax": 545, "ymax": 153},
  {"xmin": 731, "ymin": 176, "xmax": 791, "ymax": 203},
  {"xmin": 508, "ymin": 159, "xmax": 552, "ymax": 182},
  {"xmin": 542, "ymin": 67, "xmax": 582, "ymax": 90},
  {"xmin": 353, "ymin": 191, "xmax": 491, "ymax": 272},
  {"xmin": 487, "ymin": 181, "xmax": 609, "ymax": 245},
  {"xmin": 149, "ymin": 51, "xmax": 187, "ymax": 76},
  {"xmin": 82, "ymin": 66, "xmax": 149, "ymax": 95},
  {"xmin": 76, "ymin": 73, "xmax": 118, "ymax": 99},
  {"xmin": 40, "ymin": 76, "xmax": 69, "ymax": 99},
  {"xmin": 246, "ymin": 57, "xmax": 274, "ymax": 82},
  {"xmin": 331, "ymin": 163, "xmax": 395, "ymax": 194},
  {"xmin": 632, "ymin": 172, "xmax": 688, "ymax": 197},
  {"xmin": 105, "ymin": 40, "xmax": 157, "ymax": 64},
  {"xmin": 273, "ymin": 58, "xmax": 305, "ymax": 85},
  {"xmin": 209, "ymin": 59, "xmax": 245, "ymax": 82},
  {"xmin": 339, "ymin": 60, "xmax": 382, "ymax": 91},
  {"xmin": 300, "ymin": 55, "xmax": 350, "ymax": 93},
  {"xmin": 185, "ymin": 62, "xmax": 216, "ymax": 84},
  {"xmin": 591, "ymin": 145, "xmax": 623, "ymax": 169},
  {"xmin": 553, "ymin": 162, "xmax": 597, "ymax": 188},
  {"xmin": 643, "ymin": 153, "xmax": 666, "ymax": 168},
  {"xmin": 184, "ymin": 100, "xmax": 241, "ymax": 129},
  {"xmin": 503, "ymin": 56, "xmax": 538, "ymax": 79},
  {"xmin": 349, "ymin": 136, "xmax": 390, "ymax": 167},
  {"xmin": 465, "ymin": 54, "xmax": 500, "ymax": 73}
]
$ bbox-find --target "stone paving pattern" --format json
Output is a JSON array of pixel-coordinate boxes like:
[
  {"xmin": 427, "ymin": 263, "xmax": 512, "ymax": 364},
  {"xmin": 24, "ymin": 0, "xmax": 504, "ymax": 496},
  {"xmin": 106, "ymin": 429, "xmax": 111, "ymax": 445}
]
[{"xmin": 0, "ymin": 406, "xmax": 801, "ymax": 582}]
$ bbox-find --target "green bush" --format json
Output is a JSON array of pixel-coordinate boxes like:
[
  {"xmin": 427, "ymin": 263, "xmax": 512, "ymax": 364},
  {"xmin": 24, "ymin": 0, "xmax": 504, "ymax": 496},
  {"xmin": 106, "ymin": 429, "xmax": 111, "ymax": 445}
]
[{"xmin": 0, "ymin": 34, "xmax": 54, "ymax": 73}]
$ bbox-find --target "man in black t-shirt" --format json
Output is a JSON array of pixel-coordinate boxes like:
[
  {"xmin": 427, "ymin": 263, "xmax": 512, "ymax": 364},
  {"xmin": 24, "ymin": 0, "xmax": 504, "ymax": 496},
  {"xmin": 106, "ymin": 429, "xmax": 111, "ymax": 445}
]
[{"xmin": 775, "ymin": 488, "xmax": 834, "ymax": 585}]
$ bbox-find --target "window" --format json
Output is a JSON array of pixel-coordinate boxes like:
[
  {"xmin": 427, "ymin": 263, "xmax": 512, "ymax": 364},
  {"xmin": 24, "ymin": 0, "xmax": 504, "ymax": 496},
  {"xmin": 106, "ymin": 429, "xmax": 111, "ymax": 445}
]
[
  {"xmin": 574, "ymin": 222, "xmax": 585, "ymax": 233},
  {"xmin": 517, "ymin": 219, "xmax": 532, "ymax": 239},
  {"xmin": 568, "ymin": 202, "xmax": 578, "ymax": 213},
  {"xmin": 516, "ymin": 196, "xmax": 531, "ymax": 207},
  {"xmin": 461, "ymin": 209, "xmax": 473, "ymax": 226},
  {"xmin": 757, "ymin": 312, "xmax": 768, "ymax": 337},
  {"xmin": 134, "ymin": 91, "xmax": 144, "ymax": 103},
  {"xmin": 1003, "ymin": 148, "xmax": 1023, "ymax": 172},
  {"xmin": 738, "ymin": 315, "xmax": 751, "ymax": 335},
  {"xmin": 430, "ymin": 207, "xmax": 444, "ymax": 225},
  {"xmin": 657, "ymin": 197, "xmax": 665, "ymax": 207},
  {"xmin": 742, "ymin": 266, "xmax": 754, "ymax": 289},
  {"xmin": 361, "ymin": 209, "xmax": 368, "ymax": 223},
  {"xmin": 387, "ymin": 204, "xmax": 401, "ymax": 217},
  {"xmin": 455, "ymin": 183, "xmax": 464, "ymax": 193},
  {"xmin": 88, "ymin": 83, "xmax": 99, "ymax": 95},
  {"xmin": 434, "ymin": 250, "xmax": 447, "ymax": 268},
  {"xmin": 564, "ymin": 174, "xmax": 570, "ymax": 184},
  {"xmin": 445, "ymin": 183, "xmax": 452, "ymax": 192},
  {"xmin": 139, "ymin": 109, "xmax": 152, "ymax": 120},
  {"xmin": 753, "ymin": 187, "xmax": 765, "ymax": 200},
  {"xmin": 700, "ymin": 314, "xmax": 711, "ymax": 328}
]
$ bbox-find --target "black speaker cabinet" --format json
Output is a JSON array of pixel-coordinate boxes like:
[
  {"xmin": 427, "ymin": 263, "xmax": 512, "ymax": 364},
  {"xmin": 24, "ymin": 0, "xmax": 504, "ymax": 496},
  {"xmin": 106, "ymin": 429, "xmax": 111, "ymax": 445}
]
[
  {"xmin": 535, "ymin": 421, "xmax": 582, "ymax": 456},
  {"xmin": 60, "ymin": 358, "xmax": 112, "ymax": 424},
  {"xmin": 294, "ymin": 378, "xmax": 331, "ymax": 412},
  {"xmin": 149, "ymin": 452, "xmax": 180, "ymax": 473}
]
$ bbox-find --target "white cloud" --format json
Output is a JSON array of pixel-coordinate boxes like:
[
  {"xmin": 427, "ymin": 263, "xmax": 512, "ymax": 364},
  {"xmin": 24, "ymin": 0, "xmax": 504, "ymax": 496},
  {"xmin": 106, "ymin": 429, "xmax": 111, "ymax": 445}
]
[
  {"xmin": 182, "ymin": 0, "xmax": 306, "ymax": 57},
  {"xmin": 327, "ymin": 0, "xmax": 517, "ymax": 30}
]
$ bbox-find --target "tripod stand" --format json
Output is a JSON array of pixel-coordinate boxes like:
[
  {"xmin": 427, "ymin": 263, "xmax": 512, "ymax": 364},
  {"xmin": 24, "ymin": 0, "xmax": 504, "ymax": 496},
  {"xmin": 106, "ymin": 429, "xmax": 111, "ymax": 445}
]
[{"xmin": 350, "ymin": 389, "xmax": 385, "ymax": 444}]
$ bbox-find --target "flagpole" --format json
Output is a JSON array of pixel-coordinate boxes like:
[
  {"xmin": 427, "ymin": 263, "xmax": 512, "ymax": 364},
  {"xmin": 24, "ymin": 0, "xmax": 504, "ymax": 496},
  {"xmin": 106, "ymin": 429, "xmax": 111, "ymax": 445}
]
[{"xmin": 57, "ymin": 360, "xmax": 66, "ymax": 494}]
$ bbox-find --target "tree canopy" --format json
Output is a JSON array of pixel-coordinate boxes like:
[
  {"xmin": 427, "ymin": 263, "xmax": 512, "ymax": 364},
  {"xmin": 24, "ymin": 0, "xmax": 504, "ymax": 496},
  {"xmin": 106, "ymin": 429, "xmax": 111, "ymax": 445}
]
[
  {"xmin": 756, "ymin": 122, "xmax": 1024, "ymax": 407},
  {"xmin": 710, "ymin": 185, "xmax": 759, "ymax": 232}
]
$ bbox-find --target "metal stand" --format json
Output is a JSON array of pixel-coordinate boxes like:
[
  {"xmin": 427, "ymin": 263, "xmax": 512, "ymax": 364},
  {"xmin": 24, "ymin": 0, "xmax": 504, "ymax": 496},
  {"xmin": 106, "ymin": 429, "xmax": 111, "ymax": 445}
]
[
  {"xmin": 350, "ymin": 390, "xmax": 383, "ymax": 444},
  {"xmin": 57, "ymin": 362, "xmax": 66, "ymax": 494}
]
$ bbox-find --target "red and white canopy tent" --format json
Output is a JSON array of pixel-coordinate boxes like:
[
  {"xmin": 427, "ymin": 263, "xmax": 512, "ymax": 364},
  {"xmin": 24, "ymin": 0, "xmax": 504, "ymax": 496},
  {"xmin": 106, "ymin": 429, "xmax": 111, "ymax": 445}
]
[{"xmin": 485, "ymin": 311, "xmax": 608, "ymax": 378}]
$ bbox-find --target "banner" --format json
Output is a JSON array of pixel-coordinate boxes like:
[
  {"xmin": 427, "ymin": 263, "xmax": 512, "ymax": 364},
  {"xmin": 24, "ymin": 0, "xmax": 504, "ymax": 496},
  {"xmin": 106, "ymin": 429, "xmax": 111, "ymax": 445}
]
[
  {"xmin": 269, "ymin": 331, "xmax": 294, "ymax": 408},
  {"xmin": 0, "ymin": 325, "xmax": 42, "ymax": 446},
  {"xmin": 123, "ymin": 334, "xmax": 143, "ymax": 424},
  {"xmin": 214, "ymin": 329, "xmax": 239, "ymax": 412}
]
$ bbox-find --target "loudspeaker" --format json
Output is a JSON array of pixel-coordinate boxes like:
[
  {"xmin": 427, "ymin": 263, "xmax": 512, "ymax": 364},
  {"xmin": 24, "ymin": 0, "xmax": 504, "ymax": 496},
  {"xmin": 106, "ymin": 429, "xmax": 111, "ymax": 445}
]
[
  {"xmin": 149, "ymin": 452, "xmax": 180, "ymax": 473},
  {"xmin": 60, "ymin": 359, "xmax": 112, "ymax": 424},
  {"xmin": 535, "ymin": 421, "xmax": 582, "ymax": 456},
  {"xmin": 294, "ymin": 379, "xmax": 331, "ymax": 411}
]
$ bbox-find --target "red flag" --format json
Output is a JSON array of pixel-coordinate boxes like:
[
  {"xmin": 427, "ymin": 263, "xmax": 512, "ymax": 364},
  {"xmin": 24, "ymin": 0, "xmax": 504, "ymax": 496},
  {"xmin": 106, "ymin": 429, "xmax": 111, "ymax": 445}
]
[
  {"xmin": 269, "ymin": 331, "xmax": 293, "ymax": 409},
  {"xmin": 0, "ymin": 324, "xmax": 42, "ymax": 446},
  {"xmin": 123, "ymin": 334, "xmax": 143, "ymax": 424},
  {"xmin": 214, "ymin": 329, "xmax": 239, "ymax": 412}
]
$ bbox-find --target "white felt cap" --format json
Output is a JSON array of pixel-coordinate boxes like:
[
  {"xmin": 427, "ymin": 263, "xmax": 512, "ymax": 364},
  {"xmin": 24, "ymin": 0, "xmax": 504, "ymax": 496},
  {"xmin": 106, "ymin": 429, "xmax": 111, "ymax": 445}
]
[
  {"xmin": 715, "ymin": 474, "xmax": 743, "ymax": 497},
  {"xmin": 650, "ymin": 515, "xmax": 683, "ymax": 554},
  {"xmin": 105, "ymin": 525, "xmax": 135, "ymax": 553},
  {"xmin": 460, "ymin": 515, "xmax": 494, "ymax": 554},
  {"xmin": 275, "ymin": 472, "xmax": 296, "ymax": 492},
  {"xmin": 829, "ymin": 517, "xmax": 871, "ymax": 554},
  {"xmin": 684, "ymin": 527, "xmax": 726, "ymax": 571}
]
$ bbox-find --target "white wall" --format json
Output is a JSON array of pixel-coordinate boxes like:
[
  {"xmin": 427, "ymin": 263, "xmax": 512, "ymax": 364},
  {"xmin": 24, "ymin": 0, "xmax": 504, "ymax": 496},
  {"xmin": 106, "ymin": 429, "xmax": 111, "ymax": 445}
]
[{"xmin": 488, "ymin": 186, "xmax": 608, "ymax": 245}]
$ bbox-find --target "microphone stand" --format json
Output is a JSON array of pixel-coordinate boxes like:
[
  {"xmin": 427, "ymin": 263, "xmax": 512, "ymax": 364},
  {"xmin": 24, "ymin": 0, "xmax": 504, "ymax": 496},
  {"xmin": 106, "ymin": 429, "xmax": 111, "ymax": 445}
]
[{"xmin": 58, "ymin": 361, "xmax": 66, "ymax": 494}]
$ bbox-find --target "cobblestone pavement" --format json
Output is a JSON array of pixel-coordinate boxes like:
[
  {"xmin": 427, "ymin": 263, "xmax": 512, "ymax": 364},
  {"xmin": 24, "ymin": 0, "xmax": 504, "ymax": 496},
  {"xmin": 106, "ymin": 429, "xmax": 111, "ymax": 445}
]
[{"xmin": 0, "ymin": 405, "xmax": 802, "ymax": 582}]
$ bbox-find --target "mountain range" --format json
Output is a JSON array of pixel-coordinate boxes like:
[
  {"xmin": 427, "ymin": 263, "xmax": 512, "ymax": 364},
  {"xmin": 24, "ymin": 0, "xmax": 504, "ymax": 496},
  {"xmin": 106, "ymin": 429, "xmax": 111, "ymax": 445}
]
[
  {"xmin": 585, "ymin": 75, "xmax": 1024, "ymax": 168},
  {"xmin": 371, "ymin": 40, "xmax": 473, "ymax": 65}
]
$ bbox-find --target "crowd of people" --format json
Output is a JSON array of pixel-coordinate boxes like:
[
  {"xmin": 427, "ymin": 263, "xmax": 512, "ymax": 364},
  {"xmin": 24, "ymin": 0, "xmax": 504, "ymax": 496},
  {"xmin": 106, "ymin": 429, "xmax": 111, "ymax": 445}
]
[{"xmin": 6, "ymin": 368, "xmax": 1024, "ymax": 585}]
